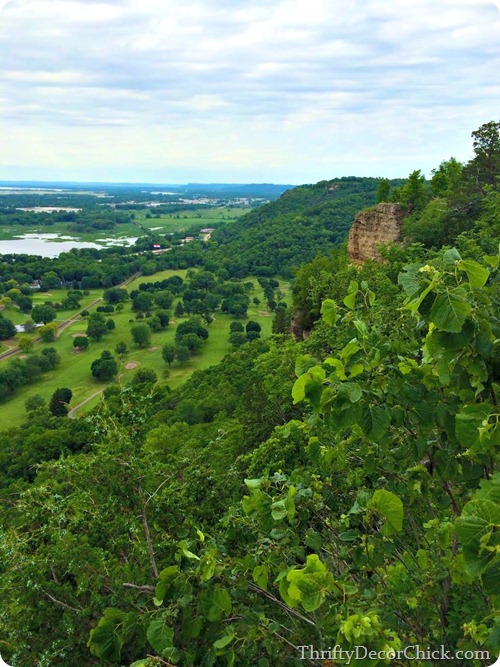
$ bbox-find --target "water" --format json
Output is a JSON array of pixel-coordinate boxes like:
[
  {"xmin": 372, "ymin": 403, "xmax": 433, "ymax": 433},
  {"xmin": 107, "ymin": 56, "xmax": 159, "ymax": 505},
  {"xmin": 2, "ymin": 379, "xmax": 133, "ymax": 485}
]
[{"xmin": 0, "ymin": 234, "xmax": 138, "ymax": 258}]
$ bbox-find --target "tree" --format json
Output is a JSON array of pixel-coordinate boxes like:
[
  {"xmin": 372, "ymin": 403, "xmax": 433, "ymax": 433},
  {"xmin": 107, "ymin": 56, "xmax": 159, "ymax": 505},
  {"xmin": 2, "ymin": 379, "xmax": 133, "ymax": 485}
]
[
  {"xmin": 465, "ymin": 120, "xmax": 500, "ymax": 191},
  {"xmin": 162, "ymin": 344, "xmax": 176, "ymax": 367},
  {"xmin": 376, "ymin": 178, "xmax": 391, "ymax": 203},
  {"xmin": 106, "ymin": 318, "xmax": 116, "ymax": 331},
  {"xmin": 91, "ymin": 351, "xmax": 118, "ymax": 381},
  {"xmin": 31, "ymin": 304, "xmax": 56, "ymax": 324},
  {"xmin": 18, "ymin": 336, "xmax": 34, "ymax": 353},
  {"xmin": 103, "ymin": 287, "xmax": 129, "ymax": 304},
  {"xmin": 39, "ymin": 323, "xmax": 58, "ymax": 342},
  {"xmin": 115, "ymin": 341, "xmax": 128, "ymax": 356},
  {"xmin": 174, "ymin": 344, "xmax": 190, "ymax": 365},
  {"xmin": 86, "ymin": 313, "xmax": 108, "ymax": 341},
  {"xmin": 180, "ymin": 333, "xmax": 203, "ymax": 354},
  {"xmin": 131, "ymin": 323, "xmax": 151, "ymax": 349},
  {"xmin": 130, "ymin": 368, "xmax": 158, "ymax": 386},
  {"xmin": 398, "ymin": 169, "xmax": 429, "ymax": 211},
  {"xmin": 73, "ymin": 336, "xmax": 89, "ymax": 351},
  {"xmin": 230, "ymin": 321, "xmax": 244, "ymax": 333},
  {"xmin": 245, "ymin": 320, "xmax": 261, "ymax": 334},
  {"xmin": 49, "ymin": 388, "xmax": 73, "ymax": 416},
  {"xmin": 229, "ymin": 331, "xmax": 247, "ymax": 347},
  {"xmin": 24, "ymin": 394, "xmax": 46, "ymax": 413},
  {"xmin": 174, "ymin": 301, "xmax": 185, "ymax": 318},
  {"xmin": 132, "ymin": 292, "xmax": 154, "ymax": 312},
  {"xmin": 156, "ymin": 310, "xmax": 170, "ymax": 328}
]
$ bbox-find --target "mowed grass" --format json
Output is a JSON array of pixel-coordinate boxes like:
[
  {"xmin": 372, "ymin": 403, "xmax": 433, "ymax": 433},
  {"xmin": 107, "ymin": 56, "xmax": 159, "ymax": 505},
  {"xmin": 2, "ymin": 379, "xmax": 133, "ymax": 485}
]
[
  {"xmin": 0, "ymin": 273, "xmax": 291, "ymax": 425},
  {"xmin": 135, "ymin": 206, "xmax": 247, "ymax": 234},
  {"xmin": 4, "ymin": 288, "xmax": 102, "ymax": 326}
]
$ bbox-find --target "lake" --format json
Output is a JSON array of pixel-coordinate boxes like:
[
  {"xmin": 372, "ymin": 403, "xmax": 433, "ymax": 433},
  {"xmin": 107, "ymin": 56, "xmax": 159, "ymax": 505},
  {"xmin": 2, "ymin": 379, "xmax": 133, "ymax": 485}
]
[{"xmin": 0, "ymin": 234, "xmax": 138, "ymax": 257}]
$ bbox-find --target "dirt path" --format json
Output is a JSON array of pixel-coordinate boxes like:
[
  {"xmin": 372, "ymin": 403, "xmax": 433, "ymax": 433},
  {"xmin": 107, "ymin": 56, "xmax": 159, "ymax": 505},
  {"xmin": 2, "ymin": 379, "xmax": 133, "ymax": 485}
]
[{"xmin": 67, "ymin": 388, "xmax": 106, "ymax": 419}]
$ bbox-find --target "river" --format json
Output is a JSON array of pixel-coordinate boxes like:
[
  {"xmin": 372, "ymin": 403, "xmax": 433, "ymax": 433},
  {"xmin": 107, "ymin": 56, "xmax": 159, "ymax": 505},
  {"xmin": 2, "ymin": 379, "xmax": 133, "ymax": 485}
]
[{"xmin": 0, "ymin": 234, "xmax": 138, "ymax": 258}]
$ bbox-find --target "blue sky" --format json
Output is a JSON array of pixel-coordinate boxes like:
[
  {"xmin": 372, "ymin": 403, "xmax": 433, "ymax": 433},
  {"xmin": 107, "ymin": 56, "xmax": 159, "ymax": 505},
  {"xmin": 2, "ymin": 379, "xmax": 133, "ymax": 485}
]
[{"xmin": 1, "ymin": 0, "xmax": 499, "ymax": 184}]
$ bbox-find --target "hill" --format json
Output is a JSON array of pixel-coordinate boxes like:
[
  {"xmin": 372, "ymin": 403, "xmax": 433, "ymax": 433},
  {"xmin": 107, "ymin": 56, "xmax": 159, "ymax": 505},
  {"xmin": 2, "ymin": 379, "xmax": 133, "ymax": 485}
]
[{"xmin": 208, "ymin": 177, "xmax": 404, "ymax": 276}]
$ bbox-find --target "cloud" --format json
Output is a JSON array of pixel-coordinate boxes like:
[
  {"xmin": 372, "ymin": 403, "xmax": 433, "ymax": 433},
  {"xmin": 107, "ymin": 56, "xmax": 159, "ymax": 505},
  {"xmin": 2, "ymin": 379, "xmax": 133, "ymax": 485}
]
[{"xmin": 1, "ymin": 0, "xmax": 499, "ymax": 181}]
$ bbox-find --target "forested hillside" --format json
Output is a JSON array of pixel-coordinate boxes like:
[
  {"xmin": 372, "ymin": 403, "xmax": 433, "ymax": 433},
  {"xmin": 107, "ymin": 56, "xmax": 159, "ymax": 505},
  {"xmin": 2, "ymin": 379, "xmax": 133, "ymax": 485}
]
[
  {"xmin": 207, "ymin": 177, "xmax": 404, "ymax": 277},
  {"xmin": 0, "ymin": 122, "xmax": 499, "ymax": 667}
]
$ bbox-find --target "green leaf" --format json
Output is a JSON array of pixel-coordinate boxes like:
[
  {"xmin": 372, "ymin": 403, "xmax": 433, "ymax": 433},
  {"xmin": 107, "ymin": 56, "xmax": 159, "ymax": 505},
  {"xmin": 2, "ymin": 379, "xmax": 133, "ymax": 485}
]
[
  {"xmin": 457, "ymin": 259, "xmax": 490, "ymax": 288},
  {"xmin": 294, "ymin": 354, "xmax": 315, "ymax": 377},
  {"xmin": 147, "ymin": 619, "xmax": 174, "ymax": 654},
  {"xmin": 443, "ymin": 247, "xmax": 462, "ymax": 265},
  {"xmin": 199, "ymin": 547, "xmax": 218, "ymax": 582},
  {"xmin": 244, "ymin": 478, "xmax": 262, "ymax": 490},
  {"xmin": 88, "ymin": 610, "xmax": 127, "ymax": 662},
  {"xmin": 214, "ymin": 628, "xmax": 236, "ymax": 649},
  {"xmin": 481, "ymin": 560, "xmax": 500, "ymax": 595},
  {"xmin": 360, "ymin": 406, "xmax": 390, "ymax": 441},
  {"xmin": 456, "ymin": 404, "xmax": 492, "ymax": 447},
  {"xmin": 252, "ymin": 564, "xmax": 269, "ymax": 590},
  {"xmin": 155, "ymin": 566, "xmax": 183, "ymax": 603},
  {"xmin": 291, "ymin": 366, "xmax": 325, "ymax": 410},
  {"xmin": 430, "ymin": 287, "xmax": 471, "ymax": 332},
  {"xmin": 343, "ymin": 291, "xmax": 357, "ymax": 309},
  {"xmin": 398, "ymin": 263, "xmax": 424, "ymax": 297},
  {"xmin": 271, "ymin": 500, "xmax": 288, "ymax": 521},
  {"xmin": 368, "ymin": 489, "xmax": 404, "ymax": 535},
  {"xmin": 199, "ymin": 586, "xmax": 232, "ymax": 622},
  {"xmin": 324, "ymin": 357, "xmax": 346, "ymax": 380},
  {"xmin": 281, "ymin": 555, "xmax": 335, "ymax": 612},
  {"xmin": 339, "ymin": 339, "xmax": 361, "ymax": 361},
  {"xmin": 337, "ymin": 382, "xmax": 362, "ymax": 403},
  {"xmin": 321, "ymin": 299, "xmax": 339, "ymax": 325}
]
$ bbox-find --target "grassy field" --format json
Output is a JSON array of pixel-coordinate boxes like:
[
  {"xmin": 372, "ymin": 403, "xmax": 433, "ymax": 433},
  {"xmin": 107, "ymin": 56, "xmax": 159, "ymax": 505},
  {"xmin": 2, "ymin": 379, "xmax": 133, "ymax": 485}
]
[
  {"xmin": 4, "ymin": 289, "xmax": 102, "ymax": 326},
  {"xmin": 0, "ymin": 206, "xmax": 248, "ymax": 243},
  {"xmin": 0, "ymin": 272, "xmax": 291, "ymax": 425}
]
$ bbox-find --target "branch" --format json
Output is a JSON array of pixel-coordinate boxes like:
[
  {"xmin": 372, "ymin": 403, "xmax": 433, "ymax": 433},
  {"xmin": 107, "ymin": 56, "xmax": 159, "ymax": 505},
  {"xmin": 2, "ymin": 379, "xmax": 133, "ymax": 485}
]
[
  {"xmin": 123, "ymin": 582, "xmax": 155, "ymax": 591},
  {"xmin": 139, "ymin": 487, "xmax": 159, "ymax": 579},
  {"xmin": 248, "ymin": 583, "xmax": 316, "ymax": 627},
  {"xmin": 41, "ymin": 589, "xmax": 82, "ymax": 613}
]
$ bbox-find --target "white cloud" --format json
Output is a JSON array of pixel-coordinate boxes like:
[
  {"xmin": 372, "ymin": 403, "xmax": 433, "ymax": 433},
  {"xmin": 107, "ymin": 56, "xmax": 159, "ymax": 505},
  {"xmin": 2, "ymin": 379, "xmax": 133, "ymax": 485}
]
[{"xmin": 0, "ymin": 0, "xmax": 499, "ymax": 182}]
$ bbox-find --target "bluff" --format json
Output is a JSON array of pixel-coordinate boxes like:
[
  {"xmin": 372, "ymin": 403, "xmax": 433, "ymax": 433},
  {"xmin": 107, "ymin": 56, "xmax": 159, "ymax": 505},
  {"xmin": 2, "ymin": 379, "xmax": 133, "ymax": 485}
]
[{"xmin": 348, "ymin": 203, "xmax": 405, "ymax": 263}]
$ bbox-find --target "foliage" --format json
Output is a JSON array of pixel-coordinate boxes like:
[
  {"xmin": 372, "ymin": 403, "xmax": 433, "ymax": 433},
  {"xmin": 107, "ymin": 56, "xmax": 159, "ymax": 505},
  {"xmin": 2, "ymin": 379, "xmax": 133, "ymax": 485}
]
[{"xmin": 91, "ymin": 350, "xmax": 118, "ymax": 382}]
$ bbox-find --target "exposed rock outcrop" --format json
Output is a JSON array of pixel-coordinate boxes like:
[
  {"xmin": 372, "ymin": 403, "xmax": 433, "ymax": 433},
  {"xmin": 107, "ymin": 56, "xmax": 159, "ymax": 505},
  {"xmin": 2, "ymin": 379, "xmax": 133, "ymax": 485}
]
[{"xmin": 348, "ymin": 203, "xmax": 406, "ymax": 264}]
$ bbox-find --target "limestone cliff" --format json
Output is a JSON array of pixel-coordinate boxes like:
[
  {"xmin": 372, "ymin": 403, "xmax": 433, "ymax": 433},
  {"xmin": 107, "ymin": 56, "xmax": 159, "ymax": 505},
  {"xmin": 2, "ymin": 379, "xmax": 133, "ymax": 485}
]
[{"xmin": 348, "ymin": 203, "xmax": 406, "ymax": 263}]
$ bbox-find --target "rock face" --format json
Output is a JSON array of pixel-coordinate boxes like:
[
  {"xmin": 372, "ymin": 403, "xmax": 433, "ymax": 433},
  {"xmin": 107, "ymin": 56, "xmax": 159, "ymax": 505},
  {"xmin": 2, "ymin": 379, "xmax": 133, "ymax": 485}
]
[{"xmin": 348, "ymin": 203, "xmax": 405, "ymax": 263}]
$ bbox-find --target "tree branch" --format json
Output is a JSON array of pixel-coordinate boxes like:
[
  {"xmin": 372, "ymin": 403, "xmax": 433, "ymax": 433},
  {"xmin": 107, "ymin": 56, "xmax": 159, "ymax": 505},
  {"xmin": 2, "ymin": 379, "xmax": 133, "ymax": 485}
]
[{"xmin": 41, "ymin": 589, "xmax": 82, "ymax": 613}]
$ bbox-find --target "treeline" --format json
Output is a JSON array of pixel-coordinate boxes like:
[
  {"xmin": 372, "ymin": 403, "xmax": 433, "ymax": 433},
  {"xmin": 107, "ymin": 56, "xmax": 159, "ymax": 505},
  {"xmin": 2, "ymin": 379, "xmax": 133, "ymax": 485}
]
[
  {"xmin": 0, "ymin": 347, "xmax": 60, "ymax": 402},
  {"xmin": 0, "ymin": 207, "xmax": 134, "ymax": 232}
]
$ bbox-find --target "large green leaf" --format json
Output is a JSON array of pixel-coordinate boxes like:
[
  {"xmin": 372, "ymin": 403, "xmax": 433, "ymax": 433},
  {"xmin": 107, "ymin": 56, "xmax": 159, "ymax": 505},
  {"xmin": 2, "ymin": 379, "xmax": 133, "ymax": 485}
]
[
  {"xmin": 430, "ymin": 287, "xmax": 471, "ymax": 332},
  {"xmin": 398, "ymin": 263, "xmax": 425, "ymax": 297},
  {"xmin": 155, "ymin": 565, "xmax": 183, "ymax": 604},
  {"xmin": 321, "ymin": 299, "xmax": 339, "ymax": 325},
  {"xmin": 199, "ymin": 586, "xmax": 232, "ymax": 622},
  {"xmin": 456, "ymin": 499, "xmax": 500, "ymax": 574},
  {"xmin": 481, "ymin": 560, "xmax": 500, "ymax": 595},
  {"xmin": 147, "ymin": 619, "xmax": 174, "ymax": 654},
  {"xmin": 443, "ymin": 248, "xmax": 462, "ymax": 265},
  {"xmin": 291, "ymin": 366, "xmax": 325, "ymax": 410},
  {"xmin": 360, "ymin": 406, "xmax": 390, "ymax": 441},
  {"xmin": 457, "ymin": 259, "xmax": 490, "ymax": 288},
  {"xmin": 88, "ymin": 610, "xmax": 127, "ymax": 662},
  {"xmin": 455, "ymin": 403, "xmax": 492, "ymax": 447},
  {"xmin": 280, "ymin": 555, "xmax": 335, "ymax": 612},
  {"xmin": 368, "ymin": 489, "xmax": 404, "ymax": 536}
]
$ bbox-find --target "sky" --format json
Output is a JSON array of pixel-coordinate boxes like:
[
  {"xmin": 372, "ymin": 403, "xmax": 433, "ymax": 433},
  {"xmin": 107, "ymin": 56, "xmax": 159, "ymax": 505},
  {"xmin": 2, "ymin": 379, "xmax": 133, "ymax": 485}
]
[{"xmin": 1, "ymin": 0, "xmax": 499, "ymax": 184}]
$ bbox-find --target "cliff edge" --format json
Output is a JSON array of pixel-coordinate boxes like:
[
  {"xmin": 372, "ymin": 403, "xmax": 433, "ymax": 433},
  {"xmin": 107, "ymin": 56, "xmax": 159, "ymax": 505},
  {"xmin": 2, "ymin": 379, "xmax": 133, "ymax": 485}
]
[{"xmin": 348, "ymin": 203, "xmax": 406, "ymax": 263}]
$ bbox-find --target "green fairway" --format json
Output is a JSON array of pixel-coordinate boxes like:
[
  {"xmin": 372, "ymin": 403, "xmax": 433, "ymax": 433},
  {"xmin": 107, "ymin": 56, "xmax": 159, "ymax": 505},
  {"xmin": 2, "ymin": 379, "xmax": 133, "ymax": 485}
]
[{"xmin": 0, "ymin": 273, "xmax": 291, "ymax": 425}]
